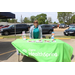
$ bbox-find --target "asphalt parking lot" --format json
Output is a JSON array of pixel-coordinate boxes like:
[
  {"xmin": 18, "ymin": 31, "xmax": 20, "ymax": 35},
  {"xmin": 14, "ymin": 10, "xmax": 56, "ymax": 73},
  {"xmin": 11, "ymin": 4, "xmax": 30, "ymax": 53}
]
[
  {"xmin": 0, "ymin": 39, "xmax": 75, "ymax": 62},
  {"xmin": 0, "ymin": 31, "xmax": 64, "ymax": 36},
  {"xmin": 0, "ymin": 41, "xmax": 16, "ymax": 61}
]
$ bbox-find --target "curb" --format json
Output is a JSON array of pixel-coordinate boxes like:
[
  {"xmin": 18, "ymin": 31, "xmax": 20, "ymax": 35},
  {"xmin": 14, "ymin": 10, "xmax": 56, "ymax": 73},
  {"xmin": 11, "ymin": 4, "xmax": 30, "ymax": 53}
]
[{"xmin": 0, "ymin": 37, "xmax": 3, "ymax": 39}]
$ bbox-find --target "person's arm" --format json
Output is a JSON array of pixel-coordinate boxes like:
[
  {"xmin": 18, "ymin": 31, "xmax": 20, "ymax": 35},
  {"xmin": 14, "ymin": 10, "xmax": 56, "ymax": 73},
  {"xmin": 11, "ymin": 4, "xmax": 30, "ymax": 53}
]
[
  {"xmin": 29, "ymin": 26, "xmax": 32, "ymax": 39},
  {"xmin": 39, "ymin": 26, "xmax": 42, "ymax": 39}
]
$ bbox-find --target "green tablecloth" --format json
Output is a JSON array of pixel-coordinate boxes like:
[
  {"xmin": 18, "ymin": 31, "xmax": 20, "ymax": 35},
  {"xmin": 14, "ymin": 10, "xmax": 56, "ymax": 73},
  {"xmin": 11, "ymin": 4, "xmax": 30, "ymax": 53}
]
[{"xmin": 11, "ymin": 39, "xmax": 73, "ymax": 62}]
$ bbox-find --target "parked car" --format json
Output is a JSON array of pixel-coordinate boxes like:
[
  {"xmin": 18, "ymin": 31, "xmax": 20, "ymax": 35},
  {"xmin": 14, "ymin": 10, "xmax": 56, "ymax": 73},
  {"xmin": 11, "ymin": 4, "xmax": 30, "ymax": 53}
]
[
  {"xmin": 0, "ymin": 25, "xmax": 4, "ymax": 27},
  {"xmin": 0, "ymin": 24, "xmax": 29, "ymax": 35},
  {"xmin": 40, "ymin": 24, "xmax": 54, "ymax": 34},
  {"xmin": 64, "ymin": 26, "xmax": 75, "ymax": 36},
  {"xmin": 69, "ymin": 24, "xmax": 75, "ymax": 28},
  {"xmin": 59, "ymin": 24, "xmax": 67, "ymax": 28},
  {"xmin": 51, "ymin": 24, "xmax": 57, "ymax": 28},
  {"xmin": 29, "ymin": 24, "xmax": 34, "ymax": 28},
  {"xmin": 0, "ymin": 25, "xmax": 9, "ymax": 29},
  {"xmin": 66, "ymin": 24, "xmax": 69, "ymax": 27}
]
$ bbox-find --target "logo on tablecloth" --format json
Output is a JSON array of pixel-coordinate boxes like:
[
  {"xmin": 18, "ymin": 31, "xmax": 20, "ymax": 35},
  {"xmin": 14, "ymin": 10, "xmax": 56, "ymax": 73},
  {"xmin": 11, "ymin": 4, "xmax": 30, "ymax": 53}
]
[
  {"xmin": 22, "ymin": 49, "xmax": 58, "ymax": 57},
  {"xmin": 22, "ymin": 49, "xmax": 27, "ymax": 53}
]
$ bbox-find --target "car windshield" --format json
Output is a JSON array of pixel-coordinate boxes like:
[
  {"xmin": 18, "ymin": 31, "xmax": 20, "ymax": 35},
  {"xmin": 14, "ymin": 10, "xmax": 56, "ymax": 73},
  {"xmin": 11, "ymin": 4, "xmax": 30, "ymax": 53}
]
[
  {"xmin": 8, "ymin": 24, "xmax": 15, "ymax": 28},
  {"xmin": 69, "ymin": 25, "xmax": 74, "ymax": 26},
  {"xmin": 69, "ymin": 27, "xmax": 75, "ymax": 30},
  {"xmin": 60, "ymin": 24, "xmax": 65, "ymax": 25}
]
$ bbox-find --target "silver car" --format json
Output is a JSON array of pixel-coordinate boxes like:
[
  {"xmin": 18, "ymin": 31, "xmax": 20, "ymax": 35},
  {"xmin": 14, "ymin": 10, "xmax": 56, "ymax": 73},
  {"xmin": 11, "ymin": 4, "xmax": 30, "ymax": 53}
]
[
  {"xmin": 59, "ymin": 24, "xmax": 67, "ymax": 28},
  {"xmin": 69, "ymin": 25, "xmax": 75, "ymax": 28}
]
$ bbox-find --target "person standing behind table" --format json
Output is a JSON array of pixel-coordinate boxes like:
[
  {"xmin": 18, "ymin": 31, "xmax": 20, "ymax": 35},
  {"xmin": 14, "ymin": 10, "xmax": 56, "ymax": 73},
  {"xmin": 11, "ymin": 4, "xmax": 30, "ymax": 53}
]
[{"xmin": 29, "ymin": 20, "xmax": 43, "ymax": 39}]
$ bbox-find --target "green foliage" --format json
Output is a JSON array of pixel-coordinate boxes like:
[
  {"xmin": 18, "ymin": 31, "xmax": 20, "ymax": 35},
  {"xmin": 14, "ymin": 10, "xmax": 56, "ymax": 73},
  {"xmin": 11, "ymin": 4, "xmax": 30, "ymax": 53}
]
[
  {"xmin": 35, "ymin": 13, "xmax": 47, "ymax": 24},
  {"xmin": 30, "ymin": 16, "xmax": 35, "ymax": 23},
  {"xmin": 0, "ymin": 19, "xmax": 17, "ymax": 23},
  {"xmin": 23, "ymin": 17, "xmax": 31, "ymax": 23},
  {"xmin": 23, "ymin": 13, "xmax": 47, "ymax": 24},
  {"xmin": 57, "ymin": 12, "xmax": 72, "ymax": 24},
  {"xmin": 54, "ymin": 21, "xmax": 57, "ymax": 24},
  {"xmin": 70, "ymin": 15, "xmax": 75, "ymax": 24},
  {"xmin": 45, "ymin": 20, "xmax": 48, "ymax": 24},
  {"xmin": 0, "ymin": 19, "xmax": 8, "ymax": 22},
  {"xmin": 38, "ymin": 17, "xmax": 45, "ymax": 24},
  {"xmin": 35, "ymin": 13, "xmax": 47, "ymax": 20},
  {"xmin": 7, "ymin": 19, "xmax": 17, "ymax": 23}
]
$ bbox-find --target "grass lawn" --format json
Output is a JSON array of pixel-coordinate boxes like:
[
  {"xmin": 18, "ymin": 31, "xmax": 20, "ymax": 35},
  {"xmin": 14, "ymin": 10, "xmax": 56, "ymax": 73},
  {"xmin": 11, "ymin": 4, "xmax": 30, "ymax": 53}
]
[
  {"xmin": 0, "ymin": 35, "xmax": 75, "ymax": 39},
  {"xmin": 46, "ymin": 36, "xmax": 75, "ymax": 39}
]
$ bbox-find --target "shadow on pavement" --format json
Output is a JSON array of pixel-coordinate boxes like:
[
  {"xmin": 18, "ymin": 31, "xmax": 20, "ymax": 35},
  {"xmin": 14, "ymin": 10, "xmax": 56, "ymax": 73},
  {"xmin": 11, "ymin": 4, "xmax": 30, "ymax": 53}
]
[
  {"xmin": 0, "ymin": 42, "xmax": 16, "ymax": 61},
  {"xmin": 22, "ymin": 56, "xmax": 37, "ymax": 62}
]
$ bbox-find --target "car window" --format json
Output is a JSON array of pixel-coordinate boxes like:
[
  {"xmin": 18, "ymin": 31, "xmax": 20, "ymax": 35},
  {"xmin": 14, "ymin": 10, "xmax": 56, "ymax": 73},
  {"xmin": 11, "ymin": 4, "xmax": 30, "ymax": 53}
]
[
  {"xmin": 69, "ymin": 27, "xmax": 75, "ymax": 30},
  {"xmin": 45, "ymin": 25, "xmax": 51, "ymax": 27},
  {"xmin": 41, "ymin": 25, "xmax": 45, "ymax": 28},
  {"xmin": 16, "ymin": 24, "xmax": 23, "ymax": 28},
  {"xmin": 22, "ymin": 24, "xmax": 28, "ymax": 27}
]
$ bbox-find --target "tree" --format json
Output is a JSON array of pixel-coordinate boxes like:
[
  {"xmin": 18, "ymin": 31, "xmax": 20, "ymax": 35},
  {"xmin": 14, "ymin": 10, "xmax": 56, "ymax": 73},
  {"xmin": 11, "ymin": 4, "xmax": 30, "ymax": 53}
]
[
  {"xmin": 45, "ymin": 20, "xmax": 48, "ymax": 24},
  {"xmin": 35, "ymin": 13, "xmax": 47, "ymax": 20},
  {"xmin": 38, "ymin": 17, "xmax": 45, "ymax": 24},
  {"xmin": 23, "ymin": 17, "xmax": 31, "ymax": 23},
  {"xmin": 57, "ymin": 12, "xmax": 66, "ymax": 24},
  {"xmin": 57, "ymin": 12, "xmax": 73, "ymax": 24},
  {"xmin": 70, "ymin": 15, "xmax": 75, "ymax": 24},
  {"xmin": 35, "ymin": 13, "xmax": 47, "ymax": 24},
  {"xmin": 48, "ymin": 17, "xmax": 52, "ymax": 24},
  {"xmin": 7, "ymin": 19, "xmax": 17, "ymax": 23},
  {"xmin": 30, "ymin": 16, "xmax": 35, "ymax": 23},
  {"xmin": 0, "ymin": 19, "xmax": 8, "ymax": 22},
  {"xmin": 54, "ymin": 21, "xmax": 57, "ymax": 24}
]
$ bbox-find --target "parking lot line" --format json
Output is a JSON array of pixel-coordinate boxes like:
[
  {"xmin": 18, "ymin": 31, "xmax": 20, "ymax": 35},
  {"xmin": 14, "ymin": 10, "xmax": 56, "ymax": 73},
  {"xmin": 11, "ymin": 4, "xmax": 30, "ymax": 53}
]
[{"xmin": 0, "ymin": 50, "xmax": 16, "ymax": 56}]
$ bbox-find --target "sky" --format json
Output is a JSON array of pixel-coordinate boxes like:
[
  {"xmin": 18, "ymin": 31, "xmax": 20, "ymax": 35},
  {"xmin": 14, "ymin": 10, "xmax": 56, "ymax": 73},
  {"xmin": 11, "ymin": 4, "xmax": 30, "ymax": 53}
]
[{"xmin": 12, "ymin": 12, "xmax": 59, "ymax": 23}]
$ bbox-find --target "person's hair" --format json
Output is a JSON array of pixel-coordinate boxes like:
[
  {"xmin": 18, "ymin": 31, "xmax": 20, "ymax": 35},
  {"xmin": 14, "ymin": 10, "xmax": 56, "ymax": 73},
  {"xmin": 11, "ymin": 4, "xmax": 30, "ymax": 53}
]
[{"xmin": 34, "ymin": 20, "xmax": 38, "ymax": 23}]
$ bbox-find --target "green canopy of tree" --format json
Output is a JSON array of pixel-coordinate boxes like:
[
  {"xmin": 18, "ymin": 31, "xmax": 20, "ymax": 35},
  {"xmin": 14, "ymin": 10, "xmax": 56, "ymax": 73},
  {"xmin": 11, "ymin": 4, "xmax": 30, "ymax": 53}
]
[
  {"xmin": 45, "ymin": 20, "xmax": 48, "ymax": 24},
  {"xmin": 57, "ymin": 12, "xmax": 72, "ymax": 24},
  {"xmin": 30, "ymin": 16, "xmax": 36, "ymax": 23},
  {"xmin": 38, "ymin": 17, "xmax": 45, "ymax": 24},
  {"xmin": 70, "ymin": 15, "xmax": 75, "ymax": 24},
  {"xmin": 0, "ymin": 19, "xmax": 8, "ymax": 22},
  {"xmin": 0, "ymin": 19, "xmax": 17, "ymax": 23},
  {"xmin": 7, "ymin": 19, "xmax": 17, "ymax": 23},
  {"xmin": 35, "ymin": 13, "xmax": 47, "ymax": 24},
  {"xmin": 54, "ymin": 21, "xmax": 57, "ymax": 24},
  {"xmin": 23, "ymin": 17, "xmax": 31, "ymax": 23}
]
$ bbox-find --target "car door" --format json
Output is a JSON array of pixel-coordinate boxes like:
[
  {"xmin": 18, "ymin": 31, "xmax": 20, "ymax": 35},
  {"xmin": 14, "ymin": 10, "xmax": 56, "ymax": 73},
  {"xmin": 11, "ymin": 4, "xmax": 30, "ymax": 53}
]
[
  {"xmin": 41, "ymin": 25, "xmax": 46, "ymax": 33},
  {"xmin": 44, "ymin": 25, "xmax": 50, "ymax": 33},
  {"xmin": 16, "ymin": 24, "xmax": 22, "ymax": 33},
  {"xmin": 9, "ymin": 25, "xmax": 15, "ymax": 34},
  {"xmin": 22, "ymin": 24, "xmax": 28, "ymax": 31}
]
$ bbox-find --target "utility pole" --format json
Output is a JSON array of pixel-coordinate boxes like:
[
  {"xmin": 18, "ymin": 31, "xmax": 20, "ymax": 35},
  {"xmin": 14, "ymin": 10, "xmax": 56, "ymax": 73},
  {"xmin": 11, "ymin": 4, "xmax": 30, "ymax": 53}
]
[{"xmin": 21, "ymin": 15, "xmax": 23, "ymax": 23}]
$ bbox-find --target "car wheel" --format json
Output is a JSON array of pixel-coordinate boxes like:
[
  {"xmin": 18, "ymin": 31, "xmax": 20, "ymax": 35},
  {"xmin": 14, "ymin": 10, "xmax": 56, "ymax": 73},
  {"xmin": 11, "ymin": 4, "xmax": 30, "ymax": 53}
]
[
  {"xmin": 49, "ymin": 31, "xmax": 52, "ymax": 34},
  {"xmin": 3, "ymin": 31, "xmax": 9, "ymax": 35},
  {"xmin": 65, "ymin": 33, "xmax": 69, "ymax": 36},
  {"xmin": 64, "ymin": 32, "xmax": 69, "ymax": 36}
]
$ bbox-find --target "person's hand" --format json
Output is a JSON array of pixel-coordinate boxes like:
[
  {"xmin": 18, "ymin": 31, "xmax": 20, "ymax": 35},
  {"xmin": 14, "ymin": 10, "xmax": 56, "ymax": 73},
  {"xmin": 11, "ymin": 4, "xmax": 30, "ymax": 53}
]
[{"xmin": 41, "ymin": 38, "xmax": 43, "ymax": 39}]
